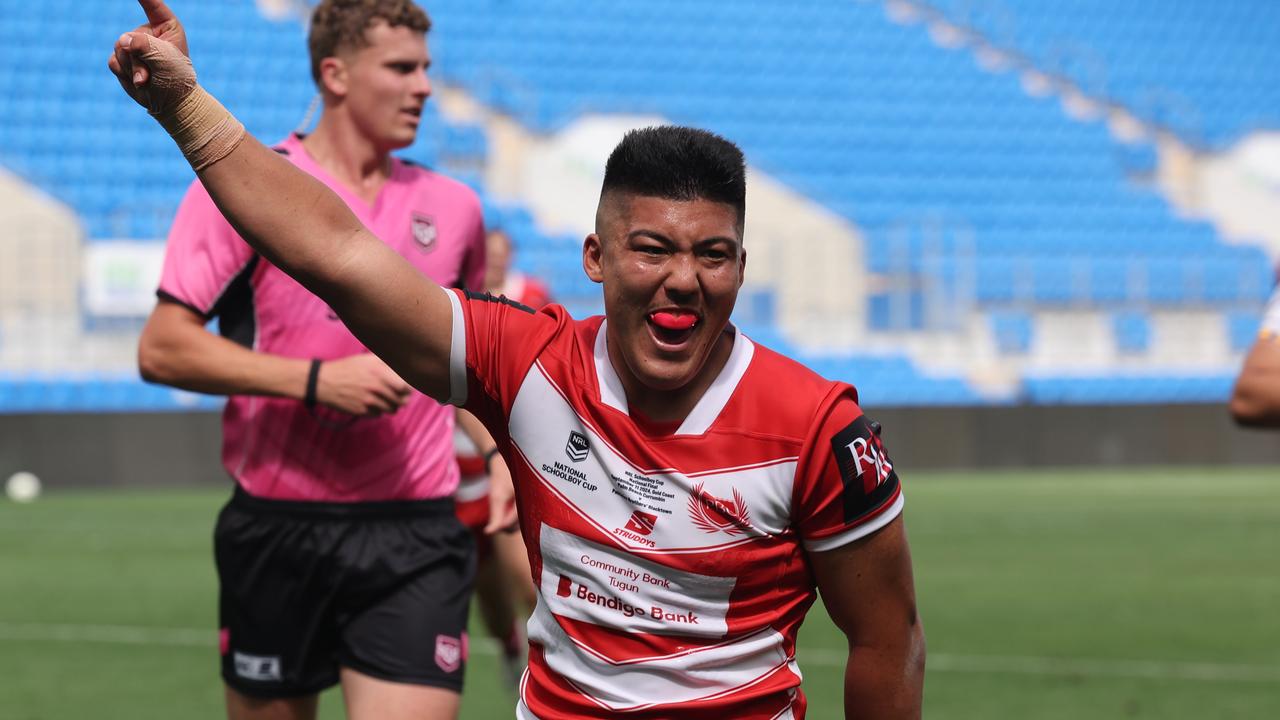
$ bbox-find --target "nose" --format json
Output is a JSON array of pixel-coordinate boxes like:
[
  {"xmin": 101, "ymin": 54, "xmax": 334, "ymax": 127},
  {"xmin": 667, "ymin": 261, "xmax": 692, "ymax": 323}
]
[
  {"xmin": 414, "ymin": 68, "xmax": 432, "ymax": 99},
  {"xmin": 664, "ymin": 252, "xmax": 699, "ymax": 300}
]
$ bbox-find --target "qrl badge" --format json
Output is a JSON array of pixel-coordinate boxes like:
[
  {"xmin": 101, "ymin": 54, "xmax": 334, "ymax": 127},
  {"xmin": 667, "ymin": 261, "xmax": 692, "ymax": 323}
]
[
  {"xmin": 565, "ymin": 431, "xmax": 590, "ymax": 462},
  {"xmin": 411, "ymin": 212, "xmax": 437, "ymax": 253},
  {"xmin": 434, "ymin": 634, "xmax": 464, "ymax": 673}
]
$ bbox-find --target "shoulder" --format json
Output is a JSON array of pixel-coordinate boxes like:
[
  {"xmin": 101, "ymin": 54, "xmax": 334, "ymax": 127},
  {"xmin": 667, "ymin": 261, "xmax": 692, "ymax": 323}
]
[
  {"xmin": 745, "ymin": 339, "xmax": 854, "ymax": 422},
  {"xmin": 462, "ymin": 291, "xmax": 583, "ymax": 341}
]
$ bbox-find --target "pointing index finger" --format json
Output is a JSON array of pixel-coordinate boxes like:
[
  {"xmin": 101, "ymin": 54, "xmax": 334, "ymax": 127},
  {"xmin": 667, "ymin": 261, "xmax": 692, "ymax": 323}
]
[{"xmin": 138, "ymin": 0, "xmax": 177, "ymax": 28}]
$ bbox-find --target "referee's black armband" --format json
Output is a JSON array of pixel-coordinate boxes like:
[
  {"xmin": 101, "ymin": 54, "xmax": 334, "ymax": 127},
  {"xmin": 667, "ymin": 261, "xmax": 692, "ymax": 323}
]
[{"xmin": 305, "ymin": 359, "xmax": 322, "ymax": 410}]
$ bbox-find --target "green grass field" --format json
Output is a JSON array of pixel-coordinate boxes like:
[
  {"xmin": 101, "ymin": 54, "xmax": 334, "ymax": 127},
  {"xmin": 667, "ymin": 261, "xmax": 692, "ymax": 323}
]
[{"xmin": 2, "ymin": 467, "xmax": 1278, "ymax": 719}]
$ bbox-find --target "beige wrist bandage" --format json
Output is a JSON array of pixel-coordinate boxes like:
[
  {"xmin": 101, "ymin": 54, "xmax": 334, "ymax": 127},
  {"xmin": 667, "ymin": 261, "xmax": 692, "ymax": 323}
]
[{"xmin": 156, "ymin": 86, "xmax": 246, "ymax": 172}]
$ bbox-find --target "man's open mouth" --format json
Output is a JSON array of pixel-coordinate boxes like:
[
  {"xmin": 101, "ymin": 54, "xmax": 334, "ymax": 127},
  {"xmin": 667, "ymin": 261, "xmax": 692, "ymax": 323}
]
[{"xmin": 648, "ymin": 310, "xmax": 700, "ymax": 347}]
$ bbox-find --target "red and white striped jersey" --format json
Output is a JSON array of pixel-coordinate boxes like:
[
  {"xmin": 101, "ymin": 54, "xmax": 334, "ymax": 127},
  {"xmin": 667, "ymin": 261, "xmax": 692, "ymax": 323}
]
[{"xmin": 444, "ymin": 290, "xmax": 904, "ymax": 719}]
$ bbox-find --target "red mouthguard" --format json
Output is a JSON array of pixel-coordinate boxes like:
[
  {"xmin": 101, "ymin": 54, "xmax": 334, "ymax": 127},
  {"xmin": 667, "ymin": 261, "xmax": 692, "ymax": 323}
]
[{"xmin": 650, "ymin": 311, "xmax": 698, "ymax": 330}]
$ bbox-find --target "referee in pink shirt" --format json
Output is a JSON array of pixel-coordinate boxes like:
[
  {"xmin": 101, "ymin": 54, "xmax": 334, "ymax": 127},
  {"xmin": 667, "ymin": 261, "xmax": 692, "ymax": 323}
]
[{"xmin": 136, "ymin": 2, "xmax": 512, "ymax": 718}]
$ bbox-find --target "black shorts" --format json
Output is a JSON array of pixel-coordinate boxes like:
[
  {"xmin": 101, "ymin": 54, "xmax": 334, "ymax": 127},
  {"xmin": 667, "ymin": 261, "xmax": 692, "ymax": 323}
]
[{"xmin": 214, "ymin": 486, "xmax": 476, "ymax": 698}]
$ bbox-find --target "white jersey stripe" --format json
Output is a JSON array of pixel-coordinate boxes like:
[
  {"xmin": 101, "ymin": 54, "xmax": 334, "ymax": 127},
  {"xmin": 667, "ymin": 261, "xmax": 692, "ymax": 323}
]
[
  {"xmin": 675, "ymin": 327, "xmax": 754, "ymax": 436},
  {"xmin": 592, "ymin": 320, "xmax": 631, "ymax": 416},
  {"xmin": 444, "ymin": 287, "xmax": 467, "ymax": 407},
  {"xmin": 528, "ymin": 601, "xmax": 793, "ymax": 712},
  {"xmin": 803, "ymin": 492, "xmax": 905, "ymax": 552}
]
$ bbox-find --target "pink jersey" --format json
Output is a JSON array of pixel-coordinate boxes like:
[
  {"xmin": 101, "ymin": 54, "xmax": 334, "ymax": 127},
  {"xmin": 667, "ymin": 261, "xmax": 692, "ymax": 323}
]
[
  {"xmin": 443, "ymin": 291, "xmax": 904, "ymax": 719},
  {"xmin": 158, "ymin": 134, "xmax": 485, "ymax": 501}
]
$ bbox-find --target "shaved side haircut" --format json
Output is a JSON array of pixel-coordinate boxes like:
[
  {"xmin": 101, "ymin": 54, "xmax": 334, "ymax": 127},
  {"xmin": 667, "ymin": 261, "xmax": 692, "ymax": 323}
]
[{"xmin": 598, "ymin": 125, "xmax": 747, "ymax": 230}]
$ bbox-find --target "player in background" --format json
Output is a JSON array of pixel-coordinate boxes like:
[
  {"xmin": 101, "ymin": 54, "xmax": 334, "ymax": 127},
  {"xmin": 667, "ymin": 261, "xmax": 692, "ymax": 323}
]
[
  {"xmin": 454, "ymin": 228, "xmax": 547, "ymax": 686},
  {"xmin": 132, "ymin": 2, "xmax": 513, "ymax": 718},
  {"xmin": 110, "ymin": 3, "xmax": 924, "ymax": 716},
  {"xmin": 1230, "ymin": 288, "xmax": 1280, "ymax": 425}
]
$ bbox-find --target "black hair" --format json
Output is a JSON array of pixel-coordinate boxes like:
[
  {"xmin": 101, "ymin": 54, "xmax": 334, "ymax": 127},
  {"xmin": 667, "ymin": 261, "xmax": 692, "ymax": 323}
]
[{"xmin": 600, "ymin": 126, "xmax": 746, "ymax": 226}]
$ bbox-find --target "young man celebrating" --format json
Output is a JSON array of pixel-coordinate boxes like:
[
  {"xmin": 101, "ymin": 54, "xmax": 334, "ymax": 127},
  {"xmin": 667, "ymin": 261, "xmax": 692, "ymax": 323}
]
[
  {"xmin": 133, "ymin": 2, "xmax": 510, "ymax": 718},
  {"xmin": 111, "ymin": 2, "xmax": 924, "ymax": 716}
]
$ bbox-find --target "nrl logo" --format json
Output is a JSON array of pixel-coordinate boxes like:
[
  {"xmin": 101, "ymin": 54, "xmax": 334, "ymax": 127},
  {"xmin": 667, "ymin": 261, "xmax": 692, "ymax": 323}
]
[
  {"xmin": 687, "ymin": 482, "xmax": 751, "ymax": 535},
  {"xmin": 411, "ymin": 212, "xmax": 437, "ymax": 253},
  {"xmin": 565, "ymin": 431, "xmax": 590, "ymax": 462}
]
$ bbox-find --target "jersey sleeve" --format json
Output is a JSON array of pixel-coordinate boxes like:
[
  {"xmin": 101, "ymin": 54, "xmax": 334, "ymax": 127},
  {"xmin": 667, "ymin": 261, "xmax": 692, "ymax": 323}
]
[
  {"xmin": 792, "ymin": 390, "xmax": 904, "ymax": 552},
  {"xmin": 443, "ymin": 288, "xmax": 562, "ymax": 422},
  {"xmin": 156, "ymin": 179, "xmax": 256, "ymax": 317}
]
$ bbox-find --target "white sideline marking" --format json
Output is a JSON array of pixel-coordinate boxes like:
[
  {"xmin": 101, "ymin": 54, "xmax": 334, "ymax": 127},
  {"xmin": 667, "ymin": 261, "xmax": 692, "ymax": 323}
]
[{"xmin": 3, "ymin": 622, "xmax": 1279, "ymax": 683}]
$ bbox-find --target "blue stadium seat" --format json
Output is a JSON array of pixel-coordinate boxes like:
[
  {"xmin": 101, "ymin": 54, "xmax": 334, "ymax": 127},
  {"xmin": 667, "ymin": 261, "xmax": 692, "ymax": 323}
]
[
  {"xmin": 990, "ymin": 310, "xmax": 1034, "ymax": 354},
  {"xmin": 1111, "ymin": 311, "xmax": 1152, "ymax": 354}
]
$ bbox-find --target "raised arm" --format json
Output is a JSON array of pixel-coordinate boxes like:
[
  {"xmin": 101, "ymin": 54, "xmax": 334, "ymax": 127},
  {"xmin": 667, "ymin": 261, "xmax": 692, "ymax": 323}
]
[{"xmin": 108, "ymin": 0, "xmax": 455, "ymax": 402}]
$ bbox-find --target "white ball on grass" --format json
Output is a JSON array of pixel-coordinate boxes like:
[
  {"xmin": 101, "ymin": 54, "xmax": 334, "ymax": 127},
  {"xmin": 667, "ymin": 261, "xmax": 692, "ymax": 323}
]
[{"xmin": 5, "ymin": 471, "xmax": 41, "ymax": 503}]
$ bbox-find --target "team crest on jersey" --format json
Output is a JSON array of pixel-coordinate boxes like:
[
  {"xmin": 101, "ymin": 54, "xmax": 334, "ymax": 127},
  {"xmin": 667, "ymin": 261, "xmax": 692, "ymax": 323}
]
[
  {"xmin": 565, "ymin": 431, "xmax": 590, "ymax": 462},
  {"xmin": 434, "ymin": 634, "xmax": 464, "ymax": 673},
  {"xmin": 687, "ymin": 483, "xmax": 752, "ymax": 535},
  {"xmin": 411, "ymin": 212, "xmax": 437, "ymax": 253}
]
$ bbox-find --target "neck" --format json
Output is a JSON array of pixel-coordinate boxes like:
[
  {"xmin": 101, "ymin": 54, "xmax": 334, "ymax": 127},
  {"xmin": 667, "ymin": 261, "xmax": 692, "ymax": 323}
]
[
  {"xmin": 610, "ymin": 326, "xmax": 736, "ymax": 425},
  {"xmin": 302, "ymin": 109, "xmax": 393, "ymax": 198}
]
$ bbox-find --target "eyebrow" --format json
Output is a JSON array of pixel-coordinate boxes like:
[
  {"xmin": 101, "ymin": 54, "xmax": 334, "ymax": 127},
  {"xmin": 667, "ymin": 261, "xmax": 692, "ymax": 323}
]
[{"xmin": 628, "ymin": 230, "xmax": 739, "ymax": 248}]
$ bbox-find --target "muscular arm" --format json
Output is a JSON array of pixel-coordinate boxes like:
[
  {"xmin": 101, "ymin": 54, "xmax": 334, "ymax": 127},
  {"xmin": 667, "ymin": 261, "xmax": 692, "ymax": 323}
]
[
  {"xmin": 809, "ymin": 515, "xmax": 925, "ymax": 719},
  {"xmin": 194, "ymin": 137, "xmax": 454, "ymax": 402},
  {"xmin": 110, "ymin": 5, "xmax": 454, "ymax": 402},
  {"xmin": 1230, "ymin": 337, "xmax": 1280, "ymax": 427}
]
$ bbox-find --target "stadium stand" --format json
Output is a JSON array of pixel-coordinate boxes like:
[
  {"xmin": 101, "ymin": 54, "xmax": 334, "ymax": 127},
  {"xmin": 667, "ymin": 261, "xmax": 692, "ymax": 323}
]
[
  {"xmin": 925, "ymin": 0, "xmax": 1280, "ymax": 147},
  {"xmin": 0, "ymin": 0, "xmax": 1275, "ymax": 411}
]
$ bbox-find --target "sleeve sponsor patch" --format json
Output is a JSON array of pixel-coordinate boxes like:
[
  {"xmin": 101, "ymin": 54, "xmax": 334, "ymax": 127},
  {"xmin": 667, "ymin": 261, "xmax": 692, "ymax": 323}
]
[{"xmin": 829, "ymin": 415, "xmax": 900, "ymax": 525}]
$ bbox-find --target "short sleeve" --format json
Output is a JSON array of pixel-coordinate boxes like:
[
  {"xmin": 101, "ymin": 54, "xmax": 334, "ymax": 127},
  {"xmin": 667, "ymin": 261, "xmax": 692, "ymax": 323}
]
[
  {"xmin": 793, "ymin": 391, "xmax": 904, "ymax": 552},
  {"xmin": 156, "ymin": 179, "xmax": 256, "ymax": 317},
  {"xmin": 444, "ymin": 289, "xmax": 563, "ymax": 422}
]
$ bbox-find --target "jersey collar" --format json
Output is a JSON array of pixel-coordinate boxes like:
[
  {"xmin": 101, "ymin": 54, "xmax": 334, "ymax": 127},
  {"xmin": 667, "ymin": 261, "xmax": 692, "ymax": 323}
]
[{"xmin": 592, "ymin": 320, "xmax": 756, "ymax": 436}]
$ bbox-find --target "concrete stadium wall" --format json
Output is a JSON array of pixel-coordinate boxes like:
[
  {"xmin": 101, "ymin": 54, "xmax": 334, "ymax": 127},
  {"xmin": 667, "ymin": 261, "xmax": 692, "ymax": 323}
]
[
  {"xmin": 3, "ymin": 404, "xmax": 1279, "ymax": 492},
  {"xmin": 870, "ymin": 404, "xmax": 1280, "ymax": 470}
]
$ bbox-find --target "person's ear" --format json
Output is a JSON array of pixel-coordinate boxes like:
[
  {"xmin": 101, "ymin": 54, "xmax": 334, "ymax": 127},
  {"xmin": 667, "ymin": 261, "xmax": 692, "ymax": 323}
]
[
  {"xmin": 583, "ymin": 234, "xmax": 605, "ymax": 283},
  {"xmin": 318, "ymin": 56, "xmax": 349, "ymax": 98}
]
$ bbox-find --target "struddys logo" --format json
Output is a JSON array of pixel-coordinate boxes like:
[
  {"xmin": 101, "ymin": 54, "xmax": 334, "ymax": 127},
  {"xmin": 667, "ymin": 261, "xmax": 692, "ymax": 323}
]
[
  {"xmin": 614, "ymin": 510, "xmax": 658, "ymax": 547},
  {"xmin": 623, "ymin": 510, "xmax": 658, "ymax": 536},
  {"xmin": 687, "ymin": 483, "xmax": 752, "ymax": 536},
  {"xmin": 411, "ymin": 212, "xmax": 437, "ymax": 253},
  {"xmin": 565, "ymin": 431, "xmax": 590, "ymax": 462}
]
